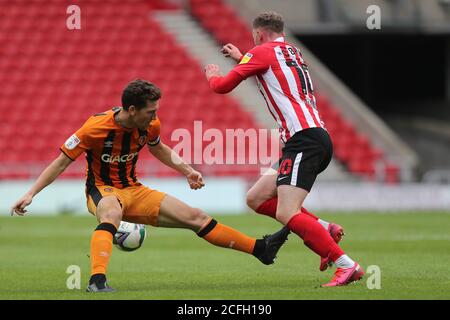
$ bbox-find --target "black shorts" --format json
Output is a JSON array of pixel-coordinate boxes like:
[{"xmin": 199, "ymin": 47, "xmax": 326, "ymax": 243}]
[{"xmin": 275, "ymin": 128, "xmax": 333, "ymax": 192}]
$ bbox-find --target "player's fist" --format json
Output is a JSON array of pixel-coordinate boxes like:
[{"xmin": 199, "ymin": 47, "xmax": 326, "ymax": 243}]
[
  {"xmin": 186, "ymin": 170, "xmax": 205, "ymax": 190},
  {"xmin": 221, "ymin": 43, "xmax": 243, "ymax": 62},
  {"xmin": 204, "ymin": 64, "xmax": 222, "ymax": 81},
  {"xmin": 11, "ymin": 193, "xmax": 33, "ymax": 216}
]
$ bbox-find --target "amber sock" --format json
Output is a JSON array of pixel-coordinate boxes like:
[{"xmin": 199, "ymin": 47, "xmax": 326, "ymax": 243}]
[
  {"xmin": 197, "ymin": 218, "xmax": 264, "ymax": 255},
  {"xmin": 90, "ymin": 223, "xmax": 117, "ymax": 279}
]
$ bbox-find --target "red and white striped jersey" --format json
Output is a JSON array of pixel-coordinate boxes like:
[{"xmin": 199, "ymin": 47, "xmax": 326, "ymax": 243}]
[{"xmin": 232, "ymin": 37, "xmax": 324, "ymax": 143}]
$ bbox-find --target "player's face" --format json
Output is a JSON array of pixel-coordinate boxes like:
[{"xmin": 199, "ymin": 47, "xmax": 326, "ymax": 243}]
[{"xmin": 130, "ymin": 100, "xmax": 159, "ymax": 129}]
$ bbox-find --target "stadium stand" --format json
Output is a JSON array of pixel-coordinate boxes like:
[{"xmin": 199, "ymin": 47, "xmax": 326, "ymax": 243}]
[
  {"xmin": 226, "ymin": 0, "xmax": 450, "ymax": 33},
  {"xmin": 1, "ymin": 0, "xmax": 270, "ymax": 180},
  {"xmin": 1, "ymin": 0, "xmax": 417, "ymax": 183}
]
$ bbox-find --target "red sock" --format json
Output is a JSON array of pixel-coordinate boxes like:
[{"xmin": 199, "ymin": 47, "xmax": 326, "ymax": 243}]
[
  {"xmin": 255, "ymin": 197, "xmax": 277, "ymax": 219},
  {"xmin": 255, "ymin": 197, "xmax": 319, "ymax": 221},
  {"xmin": 287, "ymin": 212, "xmax": 344, "ymax": 261},
  {"xmin": 299, "ymin": 206, "xmax": 319, "ymax": 220}
]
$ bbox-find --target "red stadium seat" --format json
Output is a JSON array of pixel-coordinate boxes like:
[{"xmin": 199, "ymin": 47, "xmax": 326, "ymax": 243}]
[{"xmin": 384, "ymin": 163, "xmax": 400, "ymax": 184}]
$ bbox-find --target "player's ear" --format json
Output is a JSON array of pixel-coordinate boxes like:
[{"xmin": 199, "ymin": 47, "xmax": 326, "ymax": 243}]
[
  {"xmin": 258, "ymin": 31, "xmax": 264, "ymax": 43},
  {"xmin": 128, "ymin": 105, "xmax": 136, "ymax": 114}
]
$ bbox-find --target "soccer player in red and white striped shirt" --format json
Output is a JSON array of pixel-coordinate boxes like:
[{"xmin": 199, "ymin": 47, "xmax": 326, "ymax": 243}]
[{"xmin": 204, "ymin": 12, "xmax": 364, "ymax": 287}]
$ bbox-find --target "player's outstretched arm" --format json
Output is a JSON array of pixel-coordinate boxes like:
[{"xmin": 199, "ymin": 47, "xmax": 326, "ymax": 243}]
[
  {"xmin": 207, "ymin": 45, "xmax": 270, "ymax": 94},
  {"xmin": 10, "ymin": 152, "xmax": 73, "ymax": 216},
  {"xmin": 148, "ymin": 141, "xmax": 205, "ymax": 190},
  {"xmin": 204, "ymin": 64, "xmax": 245, "ymax": 94}
]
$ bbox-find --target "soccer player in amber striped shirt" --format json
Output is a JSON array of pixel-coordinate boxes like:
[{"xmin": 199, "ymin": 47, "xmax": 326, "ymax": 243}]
[{"xmin": 11, "ymin": 79, "xmax": 289, "ymax": 292}]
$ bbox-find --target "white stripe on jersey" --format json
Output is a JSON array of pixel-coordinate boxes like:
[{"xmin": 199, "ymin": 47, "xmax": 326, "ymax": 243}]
[
  {"xmin": 279, "ymin": 45, "xmax": 317, "ymax": 128},
  {"xmin": 290, "ymin": 152, "xmax": 303, "ymax": 186},
  {"xmin": 256, "ymin": 44, "xmax": 324, "ymax": 142},
  {"xmin": 311, "ymin": 99, "xmax": 323, "ymax": 128},
  {"xmin": 256, "ymin": 80, "xmax": 287, "ymax": 142},
  {"xmin": 287, "ymin": 46, "xmax": 323, "ymax": 127},
  {"xmin": 290, "ymin": 47, "xmax": 324, "ymax": 127},
  {"xmin": 262, "ymin": 65, "xmax": 302, "ymax": 137}
]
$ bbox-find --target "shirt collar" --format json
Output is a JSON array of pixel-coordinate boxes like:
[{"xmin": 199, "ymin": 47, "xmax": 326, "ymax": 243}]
[{"xmin": 274, "ymin": 36, "xmax": 285, "ymax": 42}]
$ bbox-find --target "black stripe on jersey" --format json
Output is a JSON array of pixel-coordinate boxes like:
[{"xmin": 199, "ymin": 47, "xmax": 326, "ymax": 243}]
[
  {"xmin": 130, "ymin": 153, "xmax": 139, "ymax": 183},
  {"xmin": 286, "ymin": 60, "xmax": 308, "ymax": 96},
  {"xmin": 130, "ymin": 143, "xmax": 145, "ymax": 183},
  {"xmin": 118, "ymin": 131, "xmax": 132, "ymax": 188},
  {"xmin": 100, "ymin": 130, "xmax": 115, "ymax": 186},
  {"xmin": 85, "ymin": 150, "xmax": 102, "ymax": 205},
  {"xmin": 86, "ymin": 150, "xmax": 95, "ymax": 189}
]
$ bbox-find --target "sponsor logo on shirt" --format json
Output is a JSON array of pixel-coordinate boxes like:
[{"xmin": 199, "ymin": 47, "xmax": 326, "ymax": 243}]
[
  {"xmin": 239, "ymin": 52, "xmax": 253, "ymax": 64},
  {"xmin": 101, "ymin": 152, "xmax": 138, "ymax": 163}
]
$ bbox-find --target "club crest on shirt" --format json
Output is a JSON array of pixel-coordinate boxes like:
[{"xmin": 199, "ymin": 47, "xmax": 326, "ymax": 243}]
[
  {"xmin": 239, "ymin": 53, "xmax": 253, "ymax": 64},
  {"xmin": 64, "ymin": 134, "xmax": 80, "ymax": 150},
  {"xmin": 139, "ymin": 135, "xmax": 147, "ymax": 146}
]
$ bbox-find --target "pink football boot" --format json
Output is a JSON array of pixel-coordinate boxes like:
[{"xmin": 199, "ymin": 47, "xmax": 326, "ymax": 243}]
[{"xmin": 321, "ymin": 263, "xmax": 365, "ymax": 287}]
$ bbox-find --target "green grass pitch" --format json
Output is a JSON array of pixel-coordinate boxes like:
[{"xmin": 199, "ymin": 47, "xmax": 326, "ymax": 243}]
[{"xmin": 0, "ymin": 212, "xmax": 449, "ymax": 299}]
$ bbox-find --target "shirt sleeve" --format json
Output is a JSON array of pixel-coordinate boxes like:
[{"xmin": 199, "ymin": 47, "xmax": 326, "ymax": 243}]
[
  {"xmin": 147, "ymin": 118, "xmax": 161, "ymax": 146},
  {"xmin": 60, "ymin": 119, "xmax": 93, "ymax": 161},
  {"xmin": 231, "ymin": 45, "xmax": 270, "ymax": 79},
  {"xmin": 209, "ymin": 71, "xmax": 245, "ymax": 94}
]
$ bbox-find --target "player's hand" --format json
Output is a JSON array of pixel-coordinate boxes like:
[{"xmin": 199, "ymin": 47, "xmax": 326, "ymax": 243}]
[
  {"xmin": 204, "ymin": 64, "xmax": 222, "ymax": 81},
  {"xmin": 10, "ymin": 193, "xmax": 33, "ymax": 216},
  {"xmin": 186, "ymin": 170, "xmax": 205, "ymax": 190},
  {"xmin": 221, "ymin": 43, "xmax": 243, "ymax": 62}
]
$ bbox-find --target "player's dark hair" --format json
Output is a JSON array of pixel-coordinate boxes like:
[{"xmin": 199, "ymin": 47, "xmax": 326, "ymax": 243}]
[
  {"xmin": 252, "ymin": 11, "xmax": 284, "ymax": 33},
  {"xmin": 122, "ymin": 79, "xmax": 161, "ymax": 111}
]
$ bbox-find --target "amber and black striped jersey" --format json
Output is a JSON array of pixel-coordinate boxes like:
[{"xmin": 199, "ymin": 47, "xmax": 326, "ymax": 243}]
[{"xmin": 60, "ymin": 107, "xmax": 161, "ymax": 189}]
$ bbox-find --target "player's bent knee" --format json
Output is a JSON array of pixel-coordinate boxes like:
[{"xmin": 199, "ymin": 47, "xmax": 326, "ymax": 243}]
[
  {"xmin": 97, "ymin": 209, "xmax": 122, "ymax": 227},
  {"xmin": 246, "ymin": 190, "xmax": 263, "ymax": 211},
  {"xmin": 246, "ymin": 193, "xmax": 257, "ymax": 210}
]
